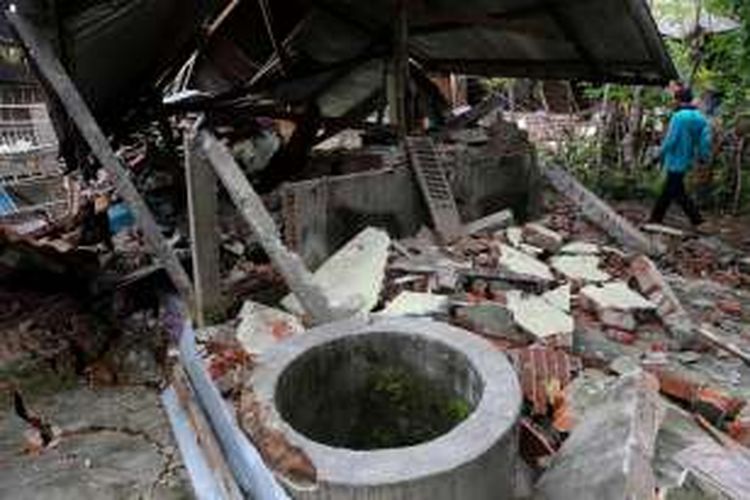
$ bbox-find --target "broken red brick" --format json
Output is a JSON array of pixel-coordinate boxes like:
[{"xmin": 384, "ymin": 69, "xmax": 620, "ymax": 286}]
[
  {"xmin": 717, "ymin": 299, "xmax": 743, "ymax": 317},
  {"xmin": 604, "ymin": 327, "xmax": 637, "ymax": 345},
  {"xmin": 509, "ymin": 345, "xmax": 583, "ymax": 416},
  {"xmin": 727, "ymin": 406, "xmax": 750, "ymax": 447},
  {"xmin": 648, "ymin": 368, "xmax": 746, "ymax": 427}
]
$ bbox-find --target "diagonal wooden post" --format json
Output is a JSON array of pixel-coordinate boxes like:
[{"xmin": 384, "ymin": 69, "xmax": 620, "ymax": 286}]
[
  {"xmin": 198, "ymin": 130, "xmax": 338, "ymax": 325},
  {"xmin": 8, "ymin": 11, "xmax": 195, "ymax": 307}
]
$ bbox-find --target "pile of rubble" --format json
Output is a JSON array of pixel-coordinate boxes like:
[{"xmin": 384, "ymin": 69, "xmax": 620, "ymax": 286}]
[{"xmin": 191, "ymin": 185, "xmax": 750, "ymax": 498}]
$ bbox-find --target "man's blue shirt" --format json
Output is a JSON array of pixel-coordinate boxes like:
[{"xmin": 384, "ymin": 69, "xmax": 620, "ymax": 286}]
[{"xmin": 661, "ymin": 106, "xmax": 712, "ymax": 173}]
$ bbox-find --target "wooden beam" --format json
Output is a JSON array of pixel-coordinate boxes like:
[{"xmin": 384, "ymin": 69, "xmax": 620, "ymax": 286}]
[
  {"xmin": 8, "ymin": 11, "xmax": 196, "ymax": 307},
  {"xmin": 438, "ymin": 92, "xmax": 505, "ymax": 135},
  {"xmin": 542, "ymin": 164, "xmax": 664, "ymax": 256},
  {"xmin": 185, "ymin": 127, "xmax": 223, "ymax": 326},
  {"xmin": 198, "ymin": 130, "xmax": 338, "ymax": 325},
  {"xmin": 389, "ymin": 0, "xmax": 409, "ymax": 139},
  {"xmin": 171, "ymin": 368, "xmax": 243, "ymax": 500}
]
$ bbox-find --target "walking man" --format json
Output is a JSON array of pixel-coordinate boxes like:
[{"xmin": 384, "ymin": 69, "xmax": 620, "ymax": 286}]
[{"xmin": 649, "ymin": 86, "xmax": 712, "ymax": 228}]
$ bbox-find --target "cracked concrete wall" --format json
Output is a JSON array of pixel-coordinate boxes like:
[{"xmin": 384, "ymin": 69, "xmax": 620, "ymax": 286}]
[{"xmin": 282, "ymin": 151, "xmax": 540, "ymax": 268}]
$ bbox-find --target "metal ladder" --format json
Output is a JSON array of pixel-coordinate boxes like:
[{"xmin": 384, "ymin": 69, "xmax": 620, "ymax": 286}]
[{"xmin": 405, "ymin": 136, "xmax": 462, "ymax": 242}]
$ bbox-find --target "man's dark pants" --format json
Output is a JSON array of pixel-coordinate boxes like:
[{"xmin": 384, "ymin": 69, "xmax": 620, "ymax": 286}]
[{"xmin": 649, "ymin": 171, "xmax": 703, "ymax": 226}]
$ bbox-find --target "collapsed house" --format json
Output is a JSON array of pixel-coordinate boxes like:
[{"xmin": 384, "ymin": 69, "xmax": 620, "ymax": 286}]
[{"xmin": 3, "ymin": 1, "xmax": 750, "ymax": 499}]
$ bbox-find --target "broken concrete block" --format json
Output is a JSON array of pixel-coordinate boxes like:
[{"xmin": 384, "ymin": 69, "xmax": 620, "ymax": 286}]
[
  {"xmin": 536, "ymin": 372, "xmax": 664, "ymax": 500},
  {"xmin": 559, "ymin": 241, "xmax": 600, "ymax": 255},
  {"xmin": 454, "ymin": 303, "xmax": 523, "ymax": 341},
  {"xmin": 552, "ymin": 369, "xmax": 617, "ymax": 432},
  {"xmin": 579, "ymin": 282, "xmax": 656, "ymax": 312},
  {"xmin": 629, "ymin": 256, "xmax": 695, "ymax": 344},
  {"xmin": 674, "ymin": 442, "xmax": 750, "ymax": 499},
  {"xmin": 522, "ymin": 223, "xmax": 563, "ymax": 252},
  {"xmin": 505, "ymin": 226, "xmax": 523, "ymax": 247},
  {"xmin": 550, "ymin": 255, "xmax": 610, "ymax": 283},
  {"xmin": 463, "ymin": 209, "xmax": 514, "ymax": 235},
  {"xmin": 542, "ymin": 284, "xmax": 571, "ymax": 313},
  {"xmin": 507, "ymin": 291, "xmax": 574, "ymax": 346},
  {"xmin": 518, "ymin": 243, "xmax": 545, "ymax": 258},
  {"xmin": 642, "ymin": 223, "xmax": 685, "ymax": 238},
  {"xmin": 630, "ymin": 255, "xmax": 664, "ymax": 296},
  {"xmin": 740, "ymin": 257, "xmax": 750, "ymax": 274},
  {"xmin": 222, "ymin": 240, "xmax": 246, "ymax": 257},
  {"xmin": 600, "ymin": 309, "xmax": 637, "ymax": 332},
  {"xmin": 237, "ymin": 301, "xmax": 305, "ymax": 355},
  {"xmin": 497, "ymin": 244, "xmax": 555, "ymax": 283},
  {"xmin": 282, "ymin": 227, "xmax": 390, "ymax": 317},
  {"xmin": 381, "ymin": 292, "xmax": 449, "ymax": 317},
  {"xmin": 579, "ymin": 282, "xmax": 655, "ymax": 333}
]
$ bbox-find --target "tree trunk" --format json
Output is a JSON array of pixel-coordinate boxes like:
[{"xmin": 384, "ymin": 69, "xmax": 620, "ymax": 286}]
[{"xmin": 623, "ymin": 86, "xmax": 644, "ymax": 171}]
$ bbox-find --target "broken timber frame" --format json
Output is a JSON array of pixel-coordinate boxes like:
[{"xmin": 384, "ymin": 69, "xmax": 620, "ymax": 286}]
[
  {"xmin": 197, "ymin": 129, "xmax": 339, "ymax": 325},
  {"xmin": 542, "ymin": 163, "xmax": 664, "ymax": 256},
  {"xmin": 8, "ymin": 11, "xmax": 195, "ymax": 307},
  {"xmin": 164, "ymin": 296, "xmax": 289, "ymax": 500},
  {"xmin": 185, "ymin": 126, "xmax": 223, "ymax": 325}
]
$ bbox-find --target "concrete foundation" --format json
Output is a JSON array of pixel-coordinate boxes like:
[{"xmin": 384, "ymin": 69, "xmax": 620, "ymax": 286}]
[
  {"xmin": 282, "ymin": 148, "xmax": 540, "ymax": 267},
  {"xmin": 250, "ymin": 317, "xmax": 522, "ymax": 499}
]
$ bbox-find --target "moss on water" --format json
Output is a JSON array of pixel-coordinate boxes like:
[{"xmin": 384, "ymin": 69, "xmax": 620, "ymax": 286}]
[{"xmin": 344, "ymin": 366, "xmax": 471, "ymax": 450}]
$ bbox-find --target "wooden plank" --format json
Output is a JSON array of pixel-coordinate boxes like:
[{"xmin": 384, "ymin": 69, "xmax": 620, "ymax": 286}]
[
  {"xmin": 172, "ymin": 368, "xmax": 243, "ymax": 500},
  {"xmin": 8, "ymin": 12, "xmax": 195, "ymax": 307},
  {"xmin": 185, "ymin": 129, "xmax": 223, "ymax": 326},
  {"xmin": 440, "ymin": 93, "xmax": 505, "ymax": 133},
  {"xmin": 161, "ymin": 387, "xmax": 228, "ymax": 500},
  {"xmin": 542, "ymin": 163, "xmax": 663, "ymax": 256},
  {"xmin": 388, "ymin": 0, "xmax": 409, "ymax": 139},
  {"xmin": 163, "ymin": 296, "xmax": 289, "ymax": 500},
  {"xmin": 199, "ymin": 130, "xmax": 337, "ymax": 325}
]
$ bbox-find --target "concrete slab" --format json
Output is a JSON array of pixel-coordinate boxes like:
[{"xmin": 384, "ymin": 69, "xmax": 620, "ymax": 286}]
[
  {"xmin": 580, "ymin": 282, "xmax": 656, "ymax": 311},
  {"xmin": 522, "ymin": 223, "xmax": 563, "ymax": 252},
  {"xmin": 282, "ymin": 227, "xmax": 390, "ymax": 317},
  {"xmin": 454, "ymin": 303, "xmax": 522, "ymax": 341},
  {"xmin": 505, "ymin": 226, "xmax": 523, "ymax": 248},
  {"xmin": 559, "ymin": 241, "xmax": 601, "ymax": 255},
  {"xmin": 464, "ymin": 209, "xmax": 514, "ymax": 236},
  {"xmin": 536, "ymin": 372, "xmax": 664, "ymax": 500},
  {"xmin": 498, "ymin": 244, "xmax": 555, "ymax": 283},
  {"xmin": 237, "ymin": 300, "xmax": 305, "ymax": 355},
  {"xmin": 518, "ymin": 243, "xmax": 545, "ymax": 258},
  {"xmin": 551, "ymin": 255, "xmax": 611, "ymax": 283},
  {"xmin": 642, "ymin": 223, "xmax": 686, "ymax": 238},
  {"xmin": 507, "ymin": 291, "xmax": 574, "ymax": 344},
  {"xmin": 381, "ymin": 292, "xmax": 449, "ymax": 317},
  {"xmin": 542, "ymin": 284, "xmax": 572, "ymax": 313}
]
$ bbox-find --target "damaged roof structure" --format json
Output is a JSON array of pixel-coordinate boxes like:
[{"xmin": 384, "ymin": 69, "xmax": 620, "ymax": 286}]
[
  {"xmin": 12, "ymin": 0, "xmax": 677, "ymax": 126},
  {"xmin": 11, "ymin": 1, "xmax": 750, "ymax": 500}
]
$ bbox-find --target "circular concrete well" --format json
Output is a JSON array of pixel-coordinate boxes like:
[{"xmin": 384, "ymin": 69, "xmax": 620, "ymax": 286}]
[{"xmin": 250, "ymin": 317, "xmax": 521, "ymax": 499}]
